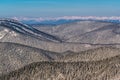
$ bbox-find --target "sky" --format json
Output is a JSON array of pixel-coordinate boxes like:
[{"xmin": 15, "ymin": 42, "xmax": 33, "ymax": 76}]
[{"xmin": 0, "ymin": 0, "xmax": 120, "ymax": 18}]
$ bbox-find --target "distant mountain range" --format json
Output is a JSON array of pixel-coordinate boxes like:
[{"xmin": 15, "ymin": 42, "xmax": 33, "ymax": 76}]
[
  {"xmin": 12, "ymin": 16, "xmax": 120, "ymax": 26},
  {"xmin": 1, "ymin": 19, "xmax": 120, "ymax": 52},
  {"xmin": 22, "ymin": 19, "xmax": 79, "ymax": 26},
  {"xmin": 37, "ymin": 20, "xmax": 120, "ymax": 44}
]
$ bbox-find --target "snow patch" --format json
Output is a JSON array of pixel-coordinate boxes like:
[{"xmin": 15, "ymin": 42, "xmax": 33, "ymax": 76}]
[
  {"xmin": 10, "ymin": 31, "xmax": 18, "ymax": 37},
  {"xmin": 0, "ymin": 34, "xmax": 4, "ymax": 39},
  {"xmin": 0, "ymin": 29, "xmax": 9, "ymax": 39},
  {"xmin": 4, "ymin": 29, "xmax": 9, "ymax": 32},
  {"xmin": 85, "ymin": 44, "xmax": 91, "ymax": 48},
  {"xmin": 116, "ymin": 35, "xmax": 120, "ymax": 37}
]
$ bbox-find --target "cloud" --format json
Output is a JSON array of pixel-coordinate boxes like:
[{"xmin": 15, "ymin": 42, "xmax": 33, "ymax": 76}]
[{"xmin": 12, "ymin": 16, "xmax": 120, "ymax": 22}]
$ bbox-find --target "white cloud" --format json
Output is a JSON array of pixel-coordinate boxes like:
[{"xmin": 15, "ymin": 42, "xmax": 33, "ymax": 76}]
[{"xmin": 12, "ymin": 16, "xmax": 120, "ymax": 22}]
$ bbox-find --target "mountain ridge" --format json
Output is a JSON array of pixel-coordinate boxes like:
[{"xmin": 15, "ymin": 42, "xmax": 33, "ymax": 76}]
[
  {"xmin": 1, "ymin": 54, "xmax": 120, "ymax": 80},
  {"xmin": 0, "ymin": 19, "xmax": 62, "ymax": 42},
  {"xmin": 0, "ymin": 42, "xmax": 62, "ymax": 74}
]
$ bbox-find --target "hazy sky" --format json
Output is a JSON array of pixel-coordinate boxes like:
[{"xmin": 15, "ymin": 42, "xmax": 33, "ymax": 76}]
[{"xmin": 0, "ymin": 0, "xmax": 120, "ymax": 17}]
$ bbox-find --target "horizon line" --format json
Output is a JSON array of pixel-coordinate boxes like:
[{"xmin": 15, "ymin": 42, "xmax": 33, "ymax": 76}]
[
  {"xmin": 10, "ymin": 16, "xmax": 120, "ymax": 22},
  {"xmin": 1, "ymin": 16, "xmax": 120, "ymax": 21}
]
